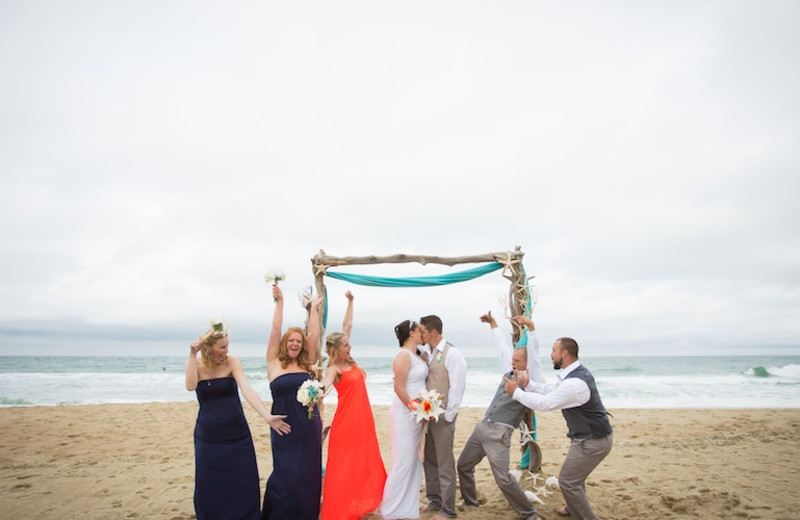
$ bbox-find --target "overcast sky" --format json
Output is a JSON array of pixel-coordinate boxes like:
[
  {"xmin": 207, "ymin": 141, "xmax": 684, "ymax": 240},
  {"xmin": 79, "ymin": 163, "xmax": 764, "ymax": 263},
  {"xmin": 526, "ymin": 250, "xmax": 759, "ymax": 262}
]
[{"xmin": 1, "ymin": 1, "xmax": 798, "ymax": 358}]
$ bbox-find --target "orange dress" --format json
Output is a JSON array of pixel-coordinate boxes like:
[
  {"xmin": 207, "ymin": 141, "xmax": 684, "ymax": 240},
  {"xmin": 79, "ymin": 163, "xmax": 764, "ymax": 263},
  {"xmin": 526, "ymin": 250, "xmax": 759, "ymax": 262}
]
[{"xmin": 321, "ymin": 366, "xmax": 387, "ymax": 520}]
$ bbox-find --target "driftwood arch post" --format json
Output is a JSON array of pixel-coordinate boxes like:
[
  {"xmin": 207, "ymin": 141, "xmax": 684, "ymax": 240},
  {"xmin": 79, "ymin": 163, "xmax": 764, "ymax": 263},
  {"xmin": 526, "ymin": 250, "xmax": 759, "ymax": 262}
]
[{"xmin": 310, "ymin": 245, "xmax": 531, "ymax": 350}]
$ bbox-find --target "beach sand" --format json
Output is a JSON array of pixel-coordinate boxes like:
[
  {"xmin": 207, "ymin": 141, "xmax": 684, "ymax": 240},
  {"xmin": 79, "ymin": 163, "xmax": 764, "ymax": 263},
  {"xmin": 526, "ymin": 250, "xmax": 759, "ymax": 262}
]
[{"xmin": 1, "ymin": 403, "xmax": 798, "ymax": 520}]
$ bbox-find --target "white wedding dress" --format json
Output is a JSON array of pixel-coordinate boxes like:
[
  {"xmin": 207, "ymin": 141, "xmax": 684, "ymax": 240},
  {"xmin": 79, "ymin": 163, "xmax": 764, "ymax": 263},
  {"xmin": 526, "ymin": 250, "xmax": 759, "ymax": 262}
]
[{"xmin": 378, "ymin": 349, "xmax": 429, "ymax": 519}]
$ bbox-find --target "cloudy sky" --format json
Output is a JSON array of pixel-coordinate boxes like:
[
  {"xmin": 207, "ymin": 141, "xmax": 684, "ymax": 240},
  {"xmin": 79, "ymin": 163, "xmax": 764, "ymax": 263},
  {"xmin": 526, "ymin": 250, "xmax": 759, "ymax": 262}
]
[{"xmin": 1, "ymin": 1, "xmax": 798, "ymax": 357}]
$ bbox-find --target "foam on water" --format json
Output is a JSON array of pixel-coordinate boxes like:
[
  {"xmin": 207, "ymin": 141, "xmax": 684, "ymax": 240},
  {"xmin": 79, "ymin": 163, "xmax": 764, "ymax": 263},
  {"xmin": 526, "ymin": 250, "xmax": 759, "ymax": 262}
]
[{"xmin": 2, "ymin": 355, "xmax": 799, "ymax": 408}]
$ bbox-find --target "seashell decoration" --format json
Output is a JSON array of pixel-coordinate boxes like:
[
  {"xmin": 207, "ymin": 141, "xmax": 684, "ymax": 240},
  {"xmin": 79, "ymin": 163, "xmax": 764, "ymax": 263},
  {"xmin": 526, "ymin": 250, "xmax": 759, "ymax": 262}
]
[{"xmin": 524, "ymin": 490, "xmax": 545, "ymax": 505}]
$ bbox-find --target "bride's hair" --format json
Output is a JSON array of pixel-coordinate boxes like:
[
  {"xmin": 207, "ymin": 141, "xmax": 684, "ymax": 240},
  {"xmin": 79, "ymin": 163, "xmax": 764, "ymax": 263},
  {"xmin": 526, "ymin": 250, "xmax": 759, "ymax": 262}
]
[{"xmin": 394, "ymin": 320, "xmax": 417, "ymax": 347}]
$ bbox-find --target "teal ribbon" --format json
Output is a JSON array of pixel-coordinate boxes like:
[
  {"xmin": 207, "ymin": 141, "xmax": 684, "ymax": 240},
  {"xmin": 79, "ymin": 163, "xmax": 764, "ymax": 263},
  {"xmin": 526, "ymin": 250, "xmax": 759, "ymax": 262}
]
[
  {"xmin": 514, "ymin": 264, "xmax": 533, "ymax": 349},
  {"xmin": 512, "ymin": 264, "xmax": 537, "ymax": 449},
  {"xmin": 320, "ymin": 261, "xmax": 504, "ymax": 331},
  {"xmin": 324, "ymin": 261, "xmax": 504, "ymax": 287}
]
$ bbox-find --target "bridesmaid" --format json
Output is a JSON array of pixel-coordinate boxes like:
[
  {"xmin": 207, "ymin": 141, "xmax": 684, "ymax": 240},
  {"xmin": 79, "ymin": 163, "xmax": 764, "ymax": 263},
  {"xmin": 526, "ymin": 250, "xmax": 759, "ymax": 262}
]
[
  {"xmin": 378, "ymin": 319, "xmax": 429, "ymax": 520},
  {"xmin": 185, "ymin": 319, "xmax": 290, "ymax": 520},
  {"xmin": 319, "ymin": 291, "xmax": 387, "ymax": 520},
  {"xmin": 262, "ymin": 285, "xmax": 324, "ymax": 520}
]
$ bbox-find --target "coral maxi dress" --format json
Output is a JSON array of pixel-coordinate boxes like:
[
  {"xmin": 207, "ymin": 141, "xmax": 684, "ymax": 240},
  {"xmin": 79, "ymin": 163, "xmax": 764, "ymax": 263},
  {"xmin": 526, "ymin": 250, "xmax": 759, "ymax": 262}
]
[{"xmin": 321, "ymin": 366, "xmax": 387, "ymax": 520}]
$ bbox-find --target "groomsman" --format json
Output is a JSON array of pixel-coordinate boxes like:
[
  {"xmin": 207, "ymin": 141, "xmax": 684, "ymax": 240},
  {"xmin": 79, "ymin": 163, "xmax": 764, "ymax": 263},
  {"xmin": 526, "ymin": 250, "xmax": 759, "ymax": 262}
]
[
  {"xmin": 419, "ymin": 315, "xmax": 467, "ymax": 520},
  {"xmin": 504, "ymin": 324, "xmax": 613, "ymax": 520},
  {"xmin": 457, "ymin": 312, "xmax": 543, "ymax": 520}
]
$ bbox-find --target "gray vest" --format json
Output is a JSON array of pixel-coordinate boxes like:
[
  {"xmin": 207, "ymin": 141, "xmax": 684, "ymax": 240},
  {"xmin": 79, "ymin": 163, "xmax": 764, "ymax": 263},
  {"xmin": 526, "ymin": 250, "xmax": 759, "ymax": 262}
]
[
  {"xmin": 425, "ymin": 343, "xmax": 452, "ymax": 409},
  {"xmin": 561, "ymin": 365, "xmax": 613, "ymax": 439},
  {"xmin": 484, "ymin": 370, "xmax": 528, "ymax": 426}
]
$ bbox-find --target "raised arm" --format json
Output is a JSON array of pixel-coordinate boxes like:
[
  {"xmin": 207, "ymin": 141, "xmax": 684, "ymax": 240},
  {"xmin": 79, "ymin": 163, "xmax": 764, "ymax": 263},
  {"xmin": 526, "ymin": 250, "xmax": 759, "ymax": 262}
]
[
  {"xmin": 512, "ymin": 315, "xmax": 545, "ymax": 387},
  {"xmin": 480, "ymin": 311, "xmax": 512, "ymax": 372},
  {"xmin": 342, "ymin": 291, "xmax": 354, "ymax": 338},
  {"xmin": 306, "ymin": 295, "xmax": 324, "ymax": 363},
  {"xmin": 185, "ymin": 338, "xmax": 202, "ymax": 391},
  {"xmin": 266, "ymin": 284, "xmax": 284, "ymax": 367}
]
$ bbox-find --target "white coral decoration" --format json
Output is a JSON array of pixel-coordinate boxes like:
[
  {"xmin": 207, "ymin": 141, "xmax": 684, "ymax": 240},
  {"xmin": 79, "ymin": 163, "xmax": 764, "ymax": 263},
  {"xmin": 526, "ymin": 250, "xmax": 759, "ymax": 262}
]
[
  {"xmin": 209, "ymin": 317, "xmax": 230, "ymax": 337},
  {"xmin": 264, "ymin": 268, "xmax": 286, "ymax": 284}
]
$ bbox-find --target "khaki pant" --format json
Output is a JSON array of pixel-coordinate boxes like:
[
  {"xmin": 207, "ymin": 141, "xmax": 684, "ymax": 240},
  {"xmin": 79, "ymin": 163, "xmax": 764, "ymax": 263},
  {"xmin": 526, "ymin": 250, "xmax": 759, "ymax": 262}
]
[
  {"xmin": 423, "ymin": 416, "xmax": 458, "ymax": 518},
  {"xmin": 457, "ymin": 419, "xmax": 539, "ymax": 520},
  {"xmin": 559, "ymin": 434, "xmax": 613, "ymax": 520}
]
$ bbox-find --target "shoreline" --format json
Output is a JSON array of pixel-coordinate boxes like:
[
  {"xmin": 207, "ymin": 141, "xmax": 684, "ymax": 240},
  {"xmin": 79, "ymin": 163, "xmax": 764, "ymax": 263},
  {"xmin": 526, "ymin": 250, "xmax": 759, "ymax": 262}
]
[{"xmin": 1, "ymin": 403, "xmax": 798, "ymax": 519}]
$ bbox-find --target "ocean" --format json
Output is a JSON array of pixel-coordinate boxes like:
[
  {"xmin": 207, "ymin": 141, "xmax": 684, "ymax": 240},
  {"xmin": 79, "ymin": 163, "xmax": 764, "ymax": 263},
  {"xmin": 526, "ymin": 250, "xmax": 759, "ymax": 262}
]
[{"xmin": 1, "ymin": 354, "xmax": 799, "ymax": 409}]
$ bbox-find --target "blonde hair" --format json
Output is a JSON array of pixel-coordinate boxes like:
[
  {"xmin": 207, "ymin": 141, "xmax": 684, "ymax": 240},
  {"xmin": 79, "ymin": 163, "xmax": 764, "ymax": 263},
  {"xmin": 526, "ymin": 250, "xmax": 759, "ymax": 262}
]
[
  {"xmin": 279, "ymin": 327, "xmax": 314, "ymax": 373},
  {"xmin": 325, "ymin": 332, "xmax": 365, "ymax": 377},
  {"xmin": 200, "ymin": 331, "xmax": 225, "ymax": 368}
]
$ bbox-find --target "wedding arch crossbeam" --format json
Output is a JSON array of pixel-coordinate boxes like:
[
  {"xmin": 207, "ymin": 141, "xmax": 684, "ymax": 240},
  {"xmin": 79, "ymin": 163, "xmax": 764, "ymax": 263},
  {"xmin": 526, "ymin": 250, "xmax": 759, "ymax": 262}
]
[{"xmin": 309, "ymin": 246, "xmax": 533, "ymax": 345}]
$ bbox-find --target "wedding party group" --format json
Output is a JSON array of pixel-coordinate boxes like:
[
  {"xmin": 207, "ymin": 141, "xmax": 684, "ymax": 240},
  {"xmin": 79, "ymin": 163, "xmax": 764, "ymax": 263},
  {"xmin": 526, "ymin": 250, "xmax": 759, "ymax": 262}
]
[{"xmin": 184, "ymin": 284, "xmax": 613, "ymax": 520}]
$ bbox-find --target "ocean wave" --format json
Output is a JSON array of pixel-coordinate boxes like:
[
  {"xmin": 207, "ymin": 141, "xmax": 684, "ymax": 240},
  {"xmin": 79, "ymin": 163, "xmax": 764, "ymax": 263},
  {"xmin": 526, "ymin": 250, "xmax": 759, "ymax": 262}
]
[
  {"xmin": 0, "ymin": 396, "xmax": 34, "ymax": 406},
  {"xmin": 3, "ymin": 356, "xmax": 800, "ymax": 408},
  {"xmin": 744, "ymin": 363, "xmax": 800, "ymax": 380}
]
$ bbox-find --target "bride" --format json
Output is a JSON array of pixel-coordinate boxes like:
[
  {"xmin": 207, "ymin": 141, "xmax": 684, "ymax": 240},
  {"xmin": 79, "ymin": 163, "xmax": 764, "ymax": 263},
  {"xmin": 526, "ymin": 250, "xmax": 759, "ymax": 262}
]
[{"xmin": 378, "ymin": 319, "xmax": 428, "ymax": 519}]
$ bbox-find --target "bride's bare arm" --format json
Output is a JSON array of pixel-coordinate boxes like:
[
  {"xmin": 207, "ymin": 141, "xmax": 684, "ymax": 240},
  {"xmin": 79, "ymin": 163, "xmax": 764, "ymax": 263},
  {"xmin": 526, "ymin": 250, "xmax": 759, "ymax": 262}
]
[{"xmin": 392, "ymin": 351, "xmax": 414, "ymax": 408}]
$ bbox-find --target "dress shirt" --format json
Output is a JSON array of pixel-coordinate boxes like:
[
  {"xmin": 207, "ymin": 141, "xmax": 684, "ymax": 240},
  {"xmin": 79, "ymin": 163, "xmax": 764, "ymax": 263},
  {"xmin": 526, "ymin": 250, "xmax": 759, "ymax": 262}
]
[
  {"xmin": 512, "ymin": 361, "xmax": 590, "ymax": 411},
  {"xmin": 421, "ymin": 338, "xmax": 467, "ymax": 422},
  {"xmin": 491, "ymin": 327, "xmax": 545, "ymax": 386}
]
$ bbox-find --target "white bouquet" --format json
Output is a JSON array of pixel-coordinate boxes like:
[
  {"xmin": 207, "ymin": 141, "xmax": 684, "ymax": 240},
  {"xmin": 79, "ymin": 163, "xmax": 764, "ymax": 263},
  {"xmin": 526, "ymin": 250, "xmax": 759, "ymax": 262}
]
[
  {"xmin": 410, "ymin": 388, "xmax": 444, "ymax": 423},
  {"xmin": 296, "ymin": 379, "xmax": 326, "ymax": 420},
  {"xmin": 208, "ymin": 317, "xmax": 230, "ymax": 337},
  {"xmin": 264, "ymin": 267, "xmax": 286, "ymax": 285},
  {"xmin": 264, "ymin": 268, "xmax": 286, "ymax": 303},
  {"xmin": 411, "ymin": 388, "xmax": 445, "ymax": 461}
]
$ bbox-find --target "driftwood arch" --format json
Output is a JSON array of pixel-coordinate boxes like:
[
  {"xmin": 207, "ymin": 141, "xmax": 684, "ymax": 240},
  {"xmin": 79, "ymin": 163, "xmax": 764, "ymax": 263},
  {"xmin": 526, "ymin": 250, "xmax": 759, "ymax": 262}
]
[
  {"xmin": 310, "ymin": 246, "xmax": 532, "ymax": 347},
  {"xmin": 309, "ymin": 245, "xmax": 541, "ymax": 472}
]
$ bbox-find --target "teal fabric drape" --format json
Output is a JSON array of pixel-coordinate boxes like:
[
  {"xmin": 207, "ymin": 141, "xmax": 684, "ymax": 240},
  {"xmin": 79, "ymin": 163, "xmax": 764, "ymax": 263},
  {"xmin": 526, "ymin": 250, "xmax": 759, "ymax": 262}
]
[
  {"xmin": 513, "ymin": 263, "xmax": 538, "ymax": 446},
  {"xmin": 321, "ymin": 262, "xmax": 504, "ymax": 329},
  {"xmin": 514, "ymin": 264, "xmax": 534, "ymax": 350},
  {"xmin": 324, "ymin": 261, "xmax": 504, "ymax": 287}
]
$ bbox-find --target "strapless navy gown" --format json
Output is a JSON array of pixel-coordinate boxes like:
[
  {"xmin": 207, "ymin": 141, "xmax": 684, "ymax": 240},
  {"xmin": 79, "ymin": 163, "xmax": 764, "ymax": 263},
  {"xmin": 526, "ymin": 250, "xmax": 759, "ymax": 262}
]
[
  {"xmin": 262, "ymin": 372, "xmax": 322, "ymax": 520},
  {"xmin": 194, "ymin": 377, "xmax": 261, "ymax": 520}
]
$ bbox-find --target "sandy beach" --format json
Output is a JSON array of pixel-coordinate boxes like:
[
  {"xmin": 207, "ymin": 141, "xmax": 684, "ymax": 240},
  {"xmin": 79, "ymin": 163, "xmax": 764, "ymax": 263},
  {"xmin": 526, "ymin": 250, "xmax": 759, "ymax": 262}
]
[{"xmin": 1, "ymin": 403, "xmax": 798, "ymax": 520}]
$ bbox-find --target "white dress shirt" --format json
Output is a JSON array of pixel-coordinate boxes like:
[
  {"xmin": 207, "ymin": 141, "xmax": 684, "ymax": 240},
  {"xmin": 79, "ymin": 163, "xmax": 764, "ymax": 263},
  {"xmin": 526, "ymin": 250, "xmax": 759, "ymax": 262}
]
[
  {"xmin": 512, "ymin": 360, "xmax": 591, "ymax": 411},
  {"xmin": 421, "ymin": 338, "xmax": 467, "ymax": 422},
  {"xmin": 491, "ymin": 327, "xmax": 545, "ymax": 385}
]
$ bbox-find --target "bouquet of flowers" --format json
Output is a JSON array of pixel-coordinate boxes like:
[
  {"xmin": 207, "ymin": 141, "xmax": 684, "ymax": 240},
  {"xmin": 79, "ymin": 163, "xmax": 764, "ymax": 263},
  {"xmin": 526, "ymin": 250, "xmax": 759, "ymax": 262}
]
[
  {"xmin": 410, "ymin": 389, "xmax": 444, "ymax": 423},
  {"xmin": 411, "ymin": 389, "xmax": 444, "ymax": 461},
  {"xmin": 264, "ymin": 267, "xmax": 286, "ymax": 285},
  {"xmin": 296, "ymin": 379, "xmax": 326, "ymax": 420},
  {"xmin": 207, "ymin": 317, "xmax": 230, "ymax": 337},
  {"xmin": 264, "ymin": 268, "xmax": 286, "ymax": 302}
]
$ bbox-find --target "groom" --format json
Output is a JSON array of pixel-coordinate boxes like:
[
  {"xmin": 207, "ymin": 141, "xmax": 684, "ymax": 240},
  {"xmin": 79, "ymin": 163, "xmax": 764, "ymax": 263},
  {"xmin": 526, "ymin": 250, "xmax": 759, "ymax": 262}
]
[{"xmin": 418, "ymin": 315, "xmax": 467, "ymax": 520}]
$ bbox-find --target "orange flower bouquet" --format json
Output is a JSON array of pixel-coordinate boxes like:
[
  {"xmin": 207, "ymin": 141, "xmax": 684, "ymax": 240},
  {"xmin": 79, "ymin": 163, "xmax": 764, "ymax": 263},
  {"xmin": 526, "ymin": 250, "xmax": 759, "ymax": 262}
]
[{"xmin": 410, "ymin": 389, "xmax": 444, "ymax": 461}]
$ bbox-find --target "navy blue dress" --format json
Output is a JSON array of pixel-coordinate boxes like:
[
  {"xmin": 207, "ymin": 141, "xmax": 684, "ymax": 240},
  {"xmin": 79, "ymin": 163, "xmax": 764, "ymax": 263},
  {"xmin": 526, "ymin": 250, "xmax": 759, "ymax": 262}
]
[
  {"xmin": 194, "ymin": 377, "xmax": 261, "ymax": 520},
  {"xmin": 262, "ymin": 372, "xmax": 322, "ymax": 520}
]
